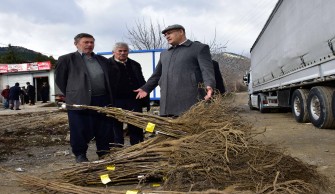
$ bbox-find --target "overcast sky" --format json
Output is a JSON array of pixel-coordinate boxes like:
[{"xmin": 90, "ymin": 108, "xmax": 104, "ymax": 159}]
[{"xmin": 0, "ymin": 0, "xmax": 277, "ymax": 59}]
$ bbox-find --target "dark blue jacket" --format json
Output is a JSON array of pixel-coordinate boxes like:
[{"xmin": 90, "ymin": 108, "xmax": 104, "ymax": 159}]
[{"xmin": 9, "ymin": 85, "xmax": 22, "ymax": 100}]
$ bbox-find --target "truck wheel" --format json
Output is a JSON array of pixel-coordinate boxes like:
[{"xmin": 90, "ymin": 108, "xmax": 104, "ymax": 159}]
[
  {"xmin": 291, "ymin": 89, "xmax": 309, "ymax": 123},
  {"xmin": 307, "ymin": 86, "xmax": 335, "ymax": 129}
]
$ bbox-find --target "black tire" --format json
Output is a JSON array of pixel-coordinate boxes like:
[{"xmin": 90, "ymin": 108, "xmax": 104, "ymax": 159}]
[
  {"xmin": 333, "ymin": 91, "xmax": 335, "ymax": 119},
  {"xmin": 307, "ymin": 86, "xmax": 335, "ymax": 129},
  {"xmin": 291, "ymin": 89, "xmax": 310, "ymax": 123}
]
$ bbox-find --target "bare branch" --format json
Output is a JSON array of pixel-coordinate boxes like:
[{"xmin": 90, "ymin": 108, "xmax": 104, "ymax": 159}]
[{"xmin": 126, "ymin": 19, "xmax": 167, "ymax": 50}]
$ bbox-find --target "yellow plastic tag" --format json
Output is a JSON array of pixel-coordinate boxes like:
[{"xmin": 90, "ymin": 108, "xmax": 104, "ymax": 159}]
[
  {"xmin": 151, "ymin": 183, "xmax": 161, "ymax": 187},
  {"xmin": 126, "ymin": 190, "xmax": 139, "ymax": 194},
  {"xmin": 106, "ymin": 165, "xmax": 115, "ymax": 171},
  {"xmin": 100, "ymin": 174, "xmax": 111, "ymax": 184},
  {"xmin": 145, "ymin": 122, "xmax": 155, "ymax": 133}
]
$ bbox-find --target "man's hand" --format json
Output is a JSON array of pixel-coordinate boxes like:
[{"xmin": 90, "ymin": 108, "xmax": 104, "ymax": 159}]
[
  {"xmin": 204, "ymin": 86, "xmax": 213, "ymax": 100},
  {"xmin": 134, "ymin": 88, "xmax": 148, "ymax": 99}
]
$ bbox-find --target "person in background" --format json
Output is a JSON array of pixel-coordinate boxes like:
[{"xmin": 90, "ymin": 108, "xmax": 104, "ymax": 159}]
[
  {"xmin": 9, "ymin": 83, "xmax": 23, "ymax": 110},
  {"xmin": 1, "ymin": 85, "xmax": 10, "ymax": 109},
  {"xmin": 109, "ymin": 42, "xmax": 149, "ymax": 146},
  {"xmin": 26, "ymin": 82, "xmax": 36, "ymax": 105},
  {"xmin": 55, "ymin": 33, "xmax": 119, "ymax": 163},
  {"xmin": 134, "ymin": 24, "xmax": 216, "ymax": 117},
  {"xmin": 20, "ymin": 86, "xmax": 28, "ymax": 105},
  {"xmin": 40, "ymin": 82, "xmax": 50, "ymax": 103},
  {"xmin": 212, "ymin": 60, "xmax": 226, "ymax": 94}
]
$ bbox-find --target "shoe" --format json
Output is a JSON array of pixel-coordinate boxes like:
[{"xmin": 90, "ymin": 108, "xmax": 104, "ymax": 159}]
[
  {"xmin": 10, "ymin": 108, "xmax": 13, "ymax": 110},
  {"xmin": 15, "ymin": 109, "xmax": 21, "ymax": 110},
  {"xmin": 75, "ymin": 154, "xmax": 89, "ymax": 163}
]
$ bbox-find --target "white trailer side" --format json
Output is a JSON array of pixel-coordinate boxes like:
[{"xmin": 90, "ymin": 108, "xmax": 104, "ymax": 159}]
[{"xmin": 246, "ymin": 0, "xmax": 335, "ymax": 128}]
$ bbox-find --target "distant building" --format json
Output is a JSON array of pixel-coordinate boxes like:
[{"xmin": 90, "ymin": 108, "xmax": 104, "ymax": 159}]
[{"xmin": 0, "ymin": 61, "xmax": 56, "ymax": 103}]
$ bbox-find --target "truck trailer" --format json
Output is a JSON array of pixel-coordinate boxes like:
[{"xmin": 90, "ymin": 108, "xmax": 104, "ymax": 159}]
[{"xmin": 245, "ymin": 0, "xmax": 335, "ymax": 128}]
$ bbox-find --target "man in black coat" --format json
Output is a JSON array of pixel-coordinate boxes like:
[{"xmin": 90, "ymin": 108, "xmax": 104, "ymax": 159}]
[
  {"xmin": 109, "ymin": 42, "xmax": 149, "ymax": 146},
  {"xmin": 40, "ymin": 82, "xmax": 50, "ymax": 103},
  {"xmin": 26, "ymin": 82, "xmax": 36, "ymax": 105},
  {"xmin": 55, "ymin": 33, "xmax": 119, "ymax": 162}
]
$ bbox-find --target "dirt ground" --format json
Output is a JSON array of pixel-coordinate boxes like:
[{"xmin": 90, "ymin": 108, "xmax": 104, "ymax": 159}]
[{"xmin": 0, "ymin": 93, "xmax": 334, "ymax": 193}]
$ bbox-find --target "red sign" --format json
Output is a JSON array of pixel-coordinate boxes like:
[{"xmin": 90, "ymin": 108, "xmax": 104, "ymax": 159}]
[
  {"xmin": 0, "ymin": 61, "xmax": 51, "ymax": 73},
  {"xmin": 37, "ymin": 61, "xmax": 51, "ymax": 70},
  {"xmin": 0, "ymin": 65, "xmax": 8, "ymax": 73}
]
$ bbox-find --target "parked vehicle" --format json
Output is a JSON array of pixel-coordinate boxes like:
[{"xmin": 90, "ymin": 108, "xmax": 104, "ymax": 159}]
[{"xmin": 244, "ymin": 0, "xmax": 335, "ymax": 128}]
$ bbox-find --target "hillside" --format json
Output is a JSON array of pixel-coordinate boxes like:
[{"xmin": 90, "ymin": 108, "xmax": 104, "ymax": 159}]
[
  {"xmin": 0, "ymin": 45, "xmax": 55, "ymax": 65},
  {"xmin": 213, "ymin": 52, "xmax": 250, "ymax": 92}
]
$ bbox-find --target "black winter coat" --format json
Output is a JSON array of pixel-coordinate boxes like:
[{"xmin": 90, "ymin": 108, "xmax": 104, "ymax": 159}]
[{"xmin": 109, "ymin": 57, "xmax": 150, "ymax": 110}]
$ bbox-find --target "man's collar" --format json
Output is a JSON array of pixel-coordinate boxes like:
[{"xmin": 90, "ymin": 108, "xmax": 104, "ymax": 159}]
[
  {"xmin": 179, "ymin": 39, "xmax": 188, "ymax": 45},
  {"xmin": 114, "ymin": 56, "xmax": 128, "ymax": 63},
  {"xmin": 168, "ymin": 39, "xmax": 191, "ymax": 50},
  {"xmin": 77, "ymin": 50, "xmax": 95, "ymax": 57}
]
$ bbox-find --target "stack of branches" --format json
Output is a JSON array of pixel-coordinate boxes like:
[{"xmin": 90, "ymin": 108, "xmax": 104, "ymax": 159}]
[
  {"xmin": 71, "ymin": 93, "xmax": 246, "ymax": 138},
  {"xmin": 60, "ymin": 128, "xmax": 327, "ymax": 193},
  {"xmin": 61, "ymin": 94, "xmax": 250, "ymax": 184},
  {"xmin": 72, "ymin": 105, "xmax": 187, "ymax": 138},
  {"xmin": 13, "ymin": 168, "xmax": 310, "ymax": 194},
  {"xmin": 1, "ymin": 166, "xmax": 251, "ymax": 194},
  {"xmin": 164, "ymin": 129, "xmax": 327, "ymax": 193},
  {"xmin": 18, "ymin": 94, "xmax": 328, "ymax": 193}
]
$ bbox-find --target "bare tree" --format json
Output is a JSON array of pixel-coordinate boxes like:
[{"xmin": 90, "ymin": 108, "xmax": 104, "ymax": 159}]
[
  {"xmin": 126, "ymin": 19, "xmax": 226, "ymax": 52},
  {"xmin": 200, "ymin": 28, "xmax": 227, "ymax": 55},
  {"xmin": 126, "ymin": 19, "xmax": 167, "ymax": 50}
]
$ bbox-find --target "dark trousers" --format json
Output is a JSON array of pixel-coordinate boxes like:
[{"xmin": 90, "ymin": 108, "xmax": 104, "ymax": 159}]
[
  {"xmin": 41, "ymin": 92, "xmax": 49, "ymax": 102},
  {"xmin": 67, "ymin": 95, "xmax": 114, "ymax": 157},
  {"xmin": 28, "ymin": 94, "xmax": 35, "ymax": 105},
  {"xmin": 113, "ymin": 98, "xmax": 143, "ymax": 146}
]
